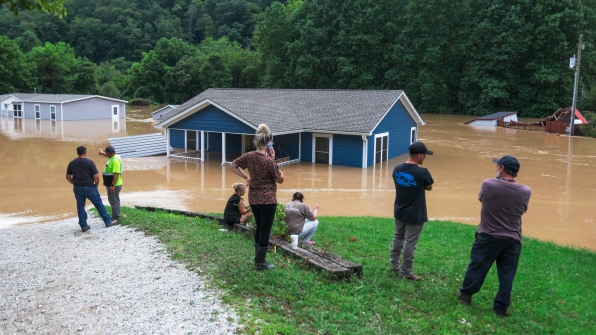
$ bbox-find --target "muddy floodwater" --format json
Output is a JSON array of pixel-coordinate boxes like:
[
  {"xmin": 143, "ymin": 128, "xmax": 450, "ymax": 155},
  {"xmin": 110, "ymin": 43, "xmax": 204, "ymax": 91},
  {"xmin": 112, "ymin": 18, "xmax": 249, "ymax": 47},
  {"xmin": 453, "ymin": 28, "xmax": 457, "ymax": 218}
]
[{"xmin": 1, "ymin": 108, "xmax": 594, "ymax": 251}]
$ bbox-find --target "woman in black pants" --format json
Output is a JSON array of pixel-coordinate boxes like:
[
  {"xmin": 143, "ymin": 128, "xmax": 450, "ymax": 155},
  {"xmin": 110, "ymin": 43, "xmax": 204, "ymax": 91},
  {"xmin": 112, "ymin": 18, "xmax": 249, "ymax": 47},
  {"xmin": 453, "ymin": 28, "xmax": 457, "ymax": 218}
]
[{"xmin": 229, "ymin": 124, "xmax": 285, "ymax": 270}]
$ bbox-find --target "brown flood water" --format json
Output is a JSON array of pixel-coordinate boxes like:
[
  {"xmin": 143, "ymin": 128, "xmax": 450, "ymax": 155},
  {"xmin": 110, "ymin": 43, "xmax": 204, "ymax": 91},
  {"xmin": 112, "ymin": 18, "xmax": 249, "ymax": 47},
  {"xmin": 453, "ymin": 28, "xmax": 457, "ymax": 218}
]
[{"xmin": 1, "ymin": 109, "xmax": 595, "ymax": 251}]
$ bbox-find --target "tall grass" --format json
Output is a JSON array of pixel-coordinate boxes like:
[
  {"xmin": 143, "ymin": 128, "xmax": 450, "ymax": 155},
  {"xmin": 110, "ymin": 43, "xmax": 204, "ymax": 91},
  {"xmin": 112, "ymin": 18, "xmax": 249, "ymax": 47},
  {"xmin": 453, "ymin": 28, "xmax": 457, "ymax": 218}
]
[{"xmin": 115, "ymin": 207, "xmax": 595, "ymax": 334}]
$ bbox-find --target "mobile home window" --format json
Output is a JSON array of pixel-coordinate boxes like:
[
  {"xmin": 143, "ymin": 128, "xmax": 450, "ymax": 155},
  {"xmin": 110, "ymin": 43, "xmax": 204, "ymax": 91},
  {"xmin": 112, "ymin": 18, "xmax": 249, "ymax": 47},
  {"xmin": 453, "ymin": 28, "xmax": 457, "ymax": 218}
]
[{"xmin": 13, "ymin": 104, "xmax": 22, "ymax": 118}]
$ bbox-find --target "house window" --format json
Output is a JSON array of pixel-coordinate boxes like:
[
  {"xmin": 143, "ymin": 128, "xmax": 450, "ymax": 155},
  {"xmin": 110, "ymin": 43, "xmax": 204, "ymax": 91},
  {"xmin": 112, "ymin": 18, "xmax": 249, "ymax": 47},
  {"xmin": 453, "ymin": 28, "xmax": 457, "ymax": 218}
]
[
  {"xmin": 314, "ymin": 134, "xmax": 332, "ymax": 164},
  {"xmin": 13, "ymin": 104, "xmax": 22, "ymax": 118},
  {"xmin": 112, "ymin": 105, "xmax": 119, "ymax": 118},
  {"xmin": 410, "ymin": 127, "xmax": 417, "ymax": 144},
  {"xmin": 187, "ymin": 130, "xmax": 197, "ymax": 150},
  {"xmin": 375, "ymin": 133, "xmax": 389, "ymax": 164},
  {"xmin": 50, "ymin": 106, "xmax": 56, "ymax": 120},
  {"xmin": 35, "ymin": 105, "xmax": 40, "ymax": 119}
]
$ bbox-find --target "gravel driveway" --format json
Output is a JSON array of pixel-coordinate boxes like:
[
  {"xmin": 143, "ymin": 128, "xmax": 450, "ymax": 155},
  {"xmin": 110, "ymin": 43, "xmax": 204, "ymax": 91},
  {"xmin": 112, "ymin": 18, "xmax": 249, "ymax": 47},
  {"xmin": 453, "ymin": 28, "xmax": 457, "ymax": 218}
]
[{"xmin": 0, "ymin": 217, "xmax": 241, "ymax": 334}]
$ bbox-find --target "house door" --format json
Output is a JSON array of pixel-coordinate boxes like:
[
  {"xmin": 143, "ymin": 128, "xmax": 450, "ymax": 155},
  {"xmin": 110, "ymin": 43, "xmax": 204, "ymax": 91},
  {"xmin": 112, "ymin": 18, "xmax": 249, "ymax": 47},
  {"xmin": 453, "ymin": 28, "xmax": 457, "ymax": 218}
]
[
  {"xmin": 186, "ymin": 130, "xmax": 197, "ymax": 150},
  {"xmin": 375, "ymin": 133, "xmax": 388, "ymax": 164},
  {"xmin": 313, "ymin": 134, "xmax": 332, "ymax": 164},
  {"xmin": 112, "ymin": 105, "xmax": 119, "ymax": 120}
]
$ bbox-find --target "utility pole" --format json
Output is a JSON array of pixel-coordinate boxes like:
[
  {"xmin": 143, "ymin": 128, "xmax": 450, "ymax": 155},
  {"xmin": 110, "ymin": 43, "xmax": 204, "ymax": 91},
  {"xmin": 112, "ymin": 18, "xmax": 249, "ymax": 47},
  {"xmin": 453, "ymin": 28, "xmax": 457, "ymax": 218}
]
[{"xmin": 569, "ymin": 34, "xmax": 584, "ymax": 136}]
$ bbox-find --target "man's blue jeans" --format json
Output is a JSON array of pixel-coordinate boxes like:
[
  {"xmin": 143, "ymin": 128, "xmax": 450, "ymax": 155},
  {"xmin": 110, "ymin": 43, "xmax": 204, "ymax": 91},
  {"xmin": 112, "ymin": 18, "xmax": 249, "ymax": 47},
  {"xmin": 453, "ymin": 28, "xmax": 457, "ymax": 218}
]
[
  {"xmin": 460, "ymin": 233, "xmax": 521, "ymax": 313},
  {"xmin": 73, "ymin": 186, "xmax": 112, "ymax": 229}
]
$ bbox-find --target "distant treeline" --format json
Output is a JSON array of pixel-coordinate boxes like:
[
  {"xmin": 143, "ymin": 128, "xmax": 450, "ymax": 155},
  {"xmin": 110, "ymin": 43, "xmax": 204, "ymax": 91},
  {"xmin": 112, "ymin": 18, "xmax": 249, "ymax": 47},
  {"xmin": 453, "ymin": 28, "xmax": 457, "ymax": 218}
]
[{"xmin": 0, "ymin": 0, "xmax": 595, "ymax": 117}]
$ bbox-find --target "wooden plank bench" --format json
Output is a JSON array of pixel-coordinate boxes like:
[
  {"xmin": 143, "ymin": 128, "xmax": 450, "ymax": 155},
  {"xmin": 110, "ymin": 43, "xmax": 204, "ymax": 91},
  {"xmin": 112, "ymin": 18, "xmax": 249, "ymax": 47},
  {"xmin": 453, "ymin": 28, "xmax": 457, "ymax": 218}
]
[
  {"xmin": 134, "ymin": 206, "xmax": 362, "ymax": 279},
  {"xmin": 269, "ymin": 238, "xmax": 362, "ymax": 279}
]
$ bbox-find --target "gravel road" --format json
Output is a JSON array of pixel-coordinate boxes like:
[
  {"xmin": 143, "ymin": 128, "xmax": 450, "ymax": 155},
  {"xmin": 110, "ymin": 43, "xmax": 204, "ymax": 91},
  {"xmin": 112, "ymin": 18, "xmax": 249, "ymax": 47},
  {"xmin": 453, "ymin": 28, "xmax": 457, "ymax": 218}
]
[{"xmin": 0, "ymin": 216, "xmax": 241, "ymax": 335}]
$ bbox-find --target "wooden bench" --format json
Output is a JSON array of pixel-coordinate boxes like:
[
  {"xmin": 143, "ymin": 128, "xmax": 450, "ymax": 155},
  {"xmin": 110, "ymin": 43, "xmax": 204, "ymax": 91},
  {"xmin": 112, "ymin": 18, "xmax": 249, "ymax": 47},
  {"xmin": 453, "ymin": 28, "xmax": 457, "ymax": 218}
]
[
  {"xmin": 135, "ymin": 206, "xmax": 362, "ymax": 279},
  {"xmin": 269, "ymin": 238, "xmax": 362, "ymax": 279}
]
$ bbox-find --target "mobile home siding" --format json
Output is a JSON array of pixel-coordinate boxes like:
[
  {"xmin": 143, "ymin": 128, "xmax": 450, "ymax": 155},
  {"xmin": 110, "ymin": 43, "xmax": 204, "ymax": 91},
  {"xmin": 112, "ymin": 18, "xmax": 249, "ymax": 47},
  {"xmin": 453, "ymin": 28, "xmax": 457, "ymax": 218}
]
[
  {"xmin": 21, "ymin": 98, "xmax": 125, "ymax": 121},
  {"xmin": 62, "ymin": 99, "xmax": 125, "ymax": 121},
  {"xmin": 170, "ymin": 105, "xmax": 254, "ymax": 134}
]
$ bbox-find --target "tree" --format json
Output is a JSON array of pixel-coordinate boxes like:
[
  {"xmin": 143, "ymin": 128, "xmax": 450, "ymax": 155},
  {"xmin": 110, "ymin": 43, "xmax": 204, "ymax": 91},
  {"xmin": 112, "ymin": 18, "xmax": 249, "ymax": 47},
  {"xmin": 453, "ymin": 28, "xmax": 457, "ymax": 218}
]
[
  {"xmin": 254, "ymin": 1, "xmax": 296, "ymax": 87},
  {"xmin": 70, "ymin": 57, "xmax": 96, "ymax": 94},
  {"xmin": 28, "ymin": 41, "xmax": 77, "ymax": 93},
  {"xmin": 0, "ymin": 36, "xmax": 33, "ymax": 93},
  {"xmin": 1, "ymin": 0, "xmax": 66, "ymax": 17},
  {"xmin": 198, "ymin": 53, "xmax": 233, "ymax": 88},
  {"xmin": 14, "ymin": 30, "xmax": 41, "ymax": 53}
]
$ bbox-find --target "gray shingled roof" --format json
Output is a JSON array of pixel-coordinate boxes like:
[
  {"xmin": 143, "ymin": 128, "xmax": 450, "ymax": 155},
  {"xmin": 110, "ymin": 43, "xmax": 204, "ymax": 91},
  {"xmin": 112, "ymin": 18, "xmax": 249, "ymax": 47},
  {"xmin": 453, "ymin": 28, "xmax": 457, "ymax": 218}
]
[
  {"xmin": 157, "ymin": 89, "xmax": 422, "ymax": 135},
  {"xmin": 475, "ymin": 111, "xmax": 517, "ymax": 120},
  {"xmin": 10, "ymin": 93, "xmax": 126, "ymax": 103}
]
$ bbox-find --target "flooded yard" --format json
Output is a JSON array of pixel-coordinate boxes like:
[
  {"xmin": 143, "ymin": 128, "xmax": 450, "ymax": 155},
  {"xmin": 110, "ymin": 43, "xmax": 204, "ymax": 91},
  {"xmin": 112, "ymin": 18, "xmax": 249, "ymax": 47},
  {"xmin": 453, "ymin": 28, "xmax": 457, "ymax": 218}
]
[{"xmin": 1, "ymin": 109, "xmax": 594, "ymax": 251}]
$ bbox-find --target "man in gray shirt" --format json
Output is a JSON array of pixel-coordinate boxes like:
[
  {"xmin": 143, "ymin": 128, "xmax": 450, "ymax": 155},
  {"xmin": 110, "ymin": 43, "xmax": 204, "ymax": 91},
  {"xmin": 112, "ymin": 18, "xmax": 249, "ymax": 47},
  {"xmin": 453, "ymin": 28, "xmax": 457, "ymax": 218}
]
[{"xmin": 457, "ymin": 156, "xmax": 531, "ymax": 317}]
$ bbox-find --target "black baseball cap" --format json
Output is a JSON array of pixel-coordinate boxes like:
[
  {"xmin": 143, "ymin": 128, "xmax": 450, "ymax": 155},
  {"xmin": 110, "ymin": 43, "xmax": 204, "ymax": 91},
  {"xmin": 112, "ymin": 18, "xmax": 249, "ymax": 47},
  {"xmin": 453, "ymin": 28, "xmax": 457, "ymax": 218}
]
[
  {"xmin": 409, "ymin": 142, "xmax": 433, "ymax": 155},
  {"xmin": 492, "ymin": 156, "xmax": 520, "ymax": 173}
]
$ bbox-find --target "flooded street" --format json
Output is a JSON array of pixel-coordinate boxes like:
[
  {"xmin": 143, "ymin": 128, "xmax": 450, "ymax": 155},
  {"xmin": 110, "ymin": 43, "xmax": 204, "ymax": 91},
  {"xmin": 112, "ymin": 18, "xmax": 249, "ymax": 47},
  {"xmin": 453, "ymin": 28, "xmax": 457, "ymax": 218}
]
[{"xmin": 1, "ymin": 109, "xmax": 594, "ymax": 251}]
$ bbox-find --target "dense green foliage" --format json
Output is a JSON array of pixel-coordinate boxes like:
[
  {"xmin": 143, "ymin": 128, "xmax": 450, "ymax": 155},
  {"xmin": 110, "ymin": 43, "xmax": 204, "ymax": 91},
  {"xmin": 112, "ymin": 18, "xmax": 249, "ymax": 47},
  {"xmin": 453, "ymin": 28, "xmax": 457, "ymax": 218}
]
[
  {"xmin": 115, "ymin": 207, "xmax": 596, "ymax": 334},
  {"xmin": 0, "ymin": 0, "xmax": 66, "ymax": 17},
  {"xmin": 1, "ymin": 0, "xmax": 596, "ymax": 116}
]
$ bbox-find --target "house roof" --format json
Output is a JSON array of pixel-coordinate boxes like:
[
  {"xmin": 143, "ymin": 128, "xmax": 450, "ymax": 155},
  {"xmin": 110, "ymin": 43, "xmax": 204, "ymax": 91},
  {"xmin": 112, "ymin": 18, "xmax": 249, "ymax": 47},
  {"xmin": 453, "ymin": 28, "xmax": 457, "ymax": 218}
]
[
  {"xmin": 156, "ymin": 89, "xmax": 424, "ymax": 135},
  {"xmin": 557, "ymin": 108, "xmax": 589, "ymax": 124},
  {"xmin": 8, "ymin": 93, "xmax": 126, "ymax": 104},
  {"xmin": 464, "ymin": 111, "xmax": 517, "ymax": 125}
]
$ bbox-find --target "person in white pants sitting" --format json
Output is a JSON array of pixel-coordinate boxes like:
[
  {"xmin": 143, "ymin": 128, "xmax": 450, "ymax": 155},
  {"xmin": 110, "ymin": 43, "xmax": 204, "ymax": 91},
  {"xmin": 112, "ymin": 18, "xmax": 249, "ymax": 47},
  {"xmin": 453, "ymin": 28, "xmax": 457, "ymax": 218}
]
[{"xmin": 284, "ymin": 192, "xmax": 319, "ymax": 245}]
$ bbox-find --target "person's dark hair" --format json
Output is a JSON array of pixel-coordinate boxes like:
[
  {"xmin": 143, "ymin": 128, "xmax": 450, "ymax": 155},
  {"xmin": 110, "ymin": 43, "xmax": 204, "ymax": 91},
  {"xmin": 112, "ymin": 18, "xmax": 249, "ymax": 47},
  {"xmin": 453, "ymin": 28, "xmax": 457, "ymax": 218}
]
[
  {"xmin": 501, "ymin": 165, "xmax": 518, "ymax": 178},
  {"xmin": 105, "ymin": 145, "xmax": 116, "ymax": 154},
  {"xmin": 76, "ymin": 146, "xmax": 86, "ymax": 155},
  {"xmin": 292, "ymin": 192, "xmax": 304, "ymax": 202}
]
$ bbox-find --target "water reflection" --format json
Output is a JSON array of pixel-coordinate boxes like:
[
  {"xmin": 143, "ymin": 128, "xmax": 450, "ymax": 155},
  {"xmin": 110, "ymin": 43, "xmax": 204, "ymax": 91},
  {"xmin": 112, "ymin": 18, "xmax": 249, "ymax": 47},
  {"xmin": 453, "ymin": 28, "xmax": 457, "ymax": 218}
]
[
  {"xmin": 1, "ymin": 117, "xmax": 126, "ymax": 140},
  {"xmin": 0, "ymin": 111, "xmax": 594, "ymax": 251}
]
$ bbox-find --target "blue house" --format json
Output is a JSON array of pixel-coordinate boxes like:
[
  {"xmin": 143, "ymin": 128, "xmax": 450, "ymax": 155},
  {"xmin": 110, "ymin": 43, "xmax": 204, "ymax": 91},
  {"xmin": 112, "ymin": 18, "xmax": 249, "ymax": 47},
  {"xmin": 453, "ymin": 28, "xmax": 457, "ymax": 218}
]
[
  {"xmin": 155, "ymin": 89, "xmax": 425, "ymax": 168},
  {"xmin": 0, "ymin": 93, "xmax": 126, "ymax": 121}
]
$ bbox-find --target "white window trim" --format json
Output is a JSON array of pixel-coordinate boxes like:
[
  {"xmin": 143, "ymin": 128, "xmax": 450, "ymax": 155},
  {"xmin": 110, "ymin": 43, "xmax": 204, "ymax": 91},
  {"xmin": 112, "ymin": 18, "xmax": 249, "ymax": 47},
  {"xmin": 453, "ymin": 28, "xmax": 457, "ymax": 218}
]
[
  {"xmin": 50, "ymin": 105, "xmax": 56, "ymax": 120},
  {"xmin": 34, "ymin": 104, "xmax": 41, "ymax": 119},
  {"xmin": 410, "ymin": 127, "xmax": 417, "ymax": 144}
]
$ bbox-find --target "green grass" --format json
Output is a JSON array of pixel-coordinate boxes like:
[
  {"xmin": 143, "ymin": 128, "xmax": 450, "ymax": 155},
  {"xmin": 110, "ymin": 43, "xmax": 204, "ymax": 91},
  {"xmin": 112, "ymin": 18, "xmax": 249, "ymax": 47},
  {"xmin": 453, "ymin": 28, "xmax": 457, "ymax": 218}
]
[{"xmin": 113, "ymin": 207, "xmax": 595, "ymax": 334}]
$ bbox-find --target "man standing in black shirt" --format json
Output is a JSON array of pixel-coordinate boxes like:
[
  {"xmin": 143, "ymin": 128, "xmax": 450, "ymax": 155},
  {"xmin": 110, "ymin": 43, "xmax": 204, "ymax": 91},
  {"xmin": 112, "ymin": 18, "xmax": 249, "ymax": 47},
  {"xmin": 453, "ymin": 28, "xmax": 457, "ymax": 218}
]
[
  {"xmin": 66, "ymin": 146, "xmax": 117, "ymax": 232},
  {"xmin": 390, "ymin": 142, "xmax": 434, "ymax": 281}
]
